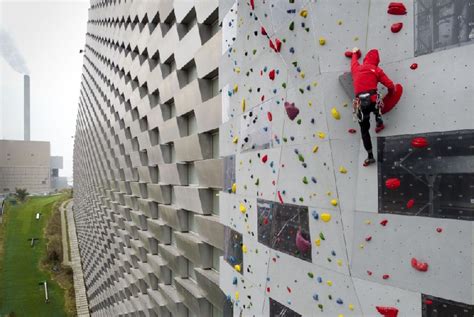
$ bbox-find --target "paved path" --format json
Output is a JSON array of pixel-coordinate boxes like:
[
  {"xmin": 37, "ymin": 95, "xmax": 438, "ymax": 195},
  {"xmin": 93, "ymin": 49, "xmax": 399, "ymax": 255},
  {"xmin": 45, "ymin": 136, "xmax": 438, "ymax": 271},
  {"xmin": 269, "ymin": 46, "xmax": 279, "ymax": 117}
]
[
  {"xmin": 62, "ymin": 201, "xmax": 90, "ymax": 317},
  {"xmin": 60, "ymin": 200, "xmax": 70, "ymax": 265}
]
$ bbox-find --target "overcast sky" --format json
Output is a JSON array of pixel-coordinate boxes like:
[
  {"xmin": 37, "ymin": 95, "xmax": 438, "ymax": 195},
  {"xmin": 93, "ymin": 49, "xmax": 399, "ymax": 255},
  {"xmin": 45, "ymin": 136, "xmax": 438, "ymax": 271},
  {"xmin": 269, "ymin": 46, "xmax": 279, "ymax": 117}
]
[{"xmin": 0, "ymin": 0, "xmax": 89, "ymax": 179}]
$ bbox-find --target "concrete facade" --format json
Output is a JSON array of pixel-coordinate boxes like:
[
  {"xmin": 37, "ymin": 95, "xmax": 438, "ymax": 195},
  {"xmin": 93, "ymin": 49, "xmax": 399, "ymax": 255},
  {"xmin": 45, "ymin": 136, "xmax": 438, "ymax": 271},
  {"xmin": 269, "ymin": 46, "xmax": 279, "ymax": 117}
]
[
  {"xmin": 73, "ymin": 1, "xmax": 228, "ymax": 316},
  {"xmin": 219, "ymin": 1, "xmax": 474, "ymax": 316},
  {"xmin": 0, "ymin": 139, "xmax": 50, "ymax": 194}
]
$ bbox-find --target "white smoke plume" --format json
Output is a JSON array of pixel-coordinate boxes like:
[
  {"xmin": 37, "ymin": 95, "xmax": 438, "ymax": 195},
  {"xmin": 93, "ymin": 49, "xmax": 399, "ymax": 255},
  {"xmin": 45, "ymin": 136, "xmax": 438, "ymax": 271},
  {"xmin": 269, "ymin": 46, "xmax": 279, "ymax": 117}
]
[{"xmin": 0, "ymin": 29, "xmax": 29, "ymax": 74}]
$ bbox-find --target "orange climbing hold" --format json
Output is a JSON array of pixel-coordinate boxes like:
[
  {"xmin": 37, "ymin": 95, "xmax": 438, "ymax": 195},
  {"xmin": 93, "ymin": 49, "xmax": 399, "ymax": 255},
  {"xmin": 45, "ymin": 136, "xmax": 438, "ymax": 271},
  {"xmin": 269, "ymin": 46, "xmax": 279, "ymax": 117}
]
[
  {"xmin": 391, "ymin": 22, "xmax": 403, "ymax": 33},
  {"xmin": 411, "ymin": 257, "xmax": 429, "ymax": 272},
  {"xmin": 376, "ymin": 306, "xmax": 399, "ymax": 317},
  {"xmin": 387, "ymin": 2, "xmax": 407, "ymax": 15},
  {"xmin": 385, "ymin": 178, "xmax": 400, "ymax": 190}
]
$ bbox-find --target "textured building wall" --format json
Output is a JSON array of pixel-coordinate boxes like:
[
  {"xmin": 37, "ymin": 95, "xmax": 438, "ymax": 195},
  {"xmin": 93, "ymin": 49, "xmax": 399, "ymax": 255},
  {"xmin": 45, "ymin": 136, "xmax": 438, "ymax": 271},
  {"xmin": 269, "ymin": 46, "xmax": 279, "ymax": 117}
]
[
  {"xmin": 73, "ymin": 1, "xmax": 229, "ymax": 316},
  {"xmin": 0, "ymin": 140, "xmax": 50, "ymax": 194},
  {"xmin": 219, "ymin": 1, "xmax": 474, "ymax": 316}
]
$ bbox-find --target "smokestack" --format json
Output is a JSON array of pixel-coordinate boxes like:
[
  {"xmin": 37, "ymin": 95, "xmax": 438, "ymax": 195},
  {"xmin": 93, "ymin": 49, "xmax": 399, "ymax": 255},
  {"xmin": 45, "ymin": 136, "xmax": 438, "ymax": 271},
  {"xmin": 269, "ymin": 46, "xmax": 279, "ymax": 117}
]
[{"xmin": 24, "ymin": 75, "xmax": 30, "ymax": 141}]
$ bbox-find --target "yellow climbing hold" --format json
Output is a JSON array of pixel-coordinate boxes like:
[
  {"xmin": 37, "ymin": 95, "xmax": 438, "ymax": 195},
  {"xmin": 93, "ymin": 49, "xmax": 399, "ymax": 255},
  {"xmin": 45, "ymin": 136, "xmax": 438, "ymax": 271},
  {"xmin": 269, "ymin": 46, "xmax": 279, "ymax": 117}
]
[
  {"xmin": 234, "ymin": 264, "xmax": 241, "ymax": 272},
  {"xmin": 235, "ymin": 291, "xmax": 240, "ymax": 300},
  {"xmin": 233, "ymin": 84, "xmax": 238, "ymax": 93},
  {"xmin": 326, "ymin": 280, "xmax": 333, "ymax": 286},
  {"xmin": 300, "ymin": 71, "xmax": 305, "ymax": 79},
  {"xmin": 308, "ymin": 101, "xmax": 313, "ymax": 107},
  {"xmin": 300, "ymin": 9, "xmax": 308, "ymax": 18},
  {"xmin": 354, "ymin": 36, "xmax": 359, "ymax": 41},
  {"xmin": 312, "ymin": 145, "xmax": 319, "ymax": 153},
  {"xmin": 359, "ymin": 244, "xmax": 364, "ymax": 249},
  {"xmin": 232, "ymin": 136, "xmax": 239, "ymax": 144},
  {"xmin": 242, "ymin": 244, "xmax": 248, "ymax": 253},
  {"xmin": 331, "ymin": 107, "xmax": 341, "ymax": 120},
  {"xmin": 319, "ymin": 37, "xmax": 326, "ymax": 45},
  {"xmin": 349, "ymin": 304, "xmax": 355, "ymax": 311},
  {"xmin": 241, "ymin": 98, "xmax": 246, "ymax": 112},
  {"xmin": 315, "ymin": 239, "xmax": 321, "ymax": 246},
  {"xmin": 337, "ymin": 259, "xmax": 343, "ymax": 266},
  {"xmin": 318, "ymin": 132, "xmax": 326, "ymax": 139},
  {"xmin": 339, "ymin": 315, "xmax": 344, "ymax": 317},
  {"xmin": 320, "ymin": 213, "xmax": 331, "ymax": 222},
  {"xmin": 330, "ymin": 199, "xmax": 338, "ymax": 206},
  {"xmin": 339, "ymin": 166, "xmax": 347, "ymax": 174},
  {"xmin": 365, "ymin": 220, "xmax": 372, "ymax": 225},
  {"xmin": 231, "ymin": 183, "xmax": 237, "ymax": 193},
  {"xmin": 234, "ymin": 67, "xmax": 241, "ymax": 74},
  {"xmin": 239, "ymin": 203, "xmax": 247, "ymax": 214},
  {"xmin": 337, "ymin": 19, "xmax": 343, "ymax": 25}
]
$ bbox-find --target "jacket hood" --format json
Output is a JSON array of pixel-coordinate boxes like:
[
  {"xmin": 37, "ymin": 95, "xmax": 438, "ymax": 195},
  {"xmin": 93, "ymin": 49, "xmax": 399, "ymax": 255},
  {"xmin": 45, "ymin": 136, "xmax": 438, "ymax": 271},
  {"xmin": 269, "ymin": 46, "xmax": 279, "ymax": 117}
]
[{"xmin": 363, "ymin": 49, "xmax": 380, "ymax": 66}]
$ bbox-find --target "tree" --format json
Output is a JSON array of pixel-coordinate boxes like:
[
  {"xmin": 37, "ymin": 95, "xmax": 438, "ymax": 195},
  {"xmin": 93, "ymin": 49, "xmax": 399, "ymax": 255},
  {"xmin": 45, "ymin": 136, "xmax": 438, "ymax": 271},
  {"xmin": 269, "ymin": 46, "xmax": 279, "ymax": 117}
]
[{"xmin": 15, "ymin": 188, "xmax": 29, "ymax": 202}]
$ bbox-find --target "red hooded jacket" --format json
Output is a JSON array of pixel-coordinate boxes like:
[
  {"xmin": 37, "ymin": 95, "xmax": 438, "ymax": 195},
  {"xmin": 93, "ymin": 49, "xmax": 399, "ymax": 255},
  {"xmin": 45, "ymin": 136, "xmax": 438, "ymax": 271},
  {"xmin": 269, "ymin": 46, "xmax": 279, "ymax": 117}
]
[{"xmin": 351, "ymin": 49, "xmax": 394, "ymax": 98}]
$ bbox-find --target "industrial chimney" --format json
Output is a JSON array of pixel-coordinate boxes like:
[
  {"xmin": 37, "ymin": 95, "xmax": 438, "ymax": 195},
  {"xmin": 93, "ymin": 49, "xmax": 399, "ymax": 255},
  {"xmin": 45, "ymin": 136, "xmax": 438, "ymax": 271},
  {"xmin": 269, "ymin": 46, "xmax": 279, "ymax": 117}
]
[{"xmin": 24, "ymin": 75, "xmax": 30, "ymax": 141}]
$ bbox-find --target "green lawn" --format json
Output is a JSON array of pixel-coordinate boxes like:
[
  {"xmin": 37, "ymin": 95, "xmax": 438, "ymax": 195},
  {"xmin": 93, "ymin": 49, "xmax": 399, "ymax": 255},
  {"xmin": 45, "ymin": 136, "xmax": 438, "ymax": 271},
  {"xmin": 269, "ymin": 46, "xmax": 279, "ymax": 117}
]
[{"xmin": 0, "ymin": 195, "xmax": 67, "ymax": 317}]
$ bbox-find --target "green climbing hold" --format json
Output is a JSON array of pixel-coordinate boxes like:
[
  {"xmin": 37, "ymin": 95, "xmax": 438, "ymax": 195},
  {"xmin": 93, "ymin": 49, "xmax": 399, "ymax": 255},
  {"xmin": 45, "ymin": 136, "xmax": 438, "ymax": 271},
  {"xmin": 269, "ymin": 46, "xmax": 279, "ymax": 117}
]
[
  {"xmin": 307, "ymin": 272, "xmax": 314, "ymax": 278},
  {"xmin": 282, "ymin": 82, "xmax": 287, "ymax": 88},
  {"xmin": 318, "ymin": 304, "xmax": 323, "ymax": 310},
  {"xmin": 299, "ymin": 197, "xmax": 304, "ymax": 202},
  {"xmin": 252, "ymin": 49, "xmax": 257, "ymax": 55},
  {"xmin": 299, "ymin": 88, "xmax": 304, "ymax": 94},
  {"xmin": 289, "ymin": 21, "xmax": 294, "ymax": 31},
  {"xmin": 297, "ymin": 119, "xmax": 302, "ymax": 125},
  {"xmin": 319, "ymin": 232, "xmax": 325, "ymax": 240},
  {"xmin": 292, "ymin": 61, "xmax": 298, "ymax": 67},
  {"xmin": 328, "ymin": 294, "xmax": 332, "ymax": 300},
  {"xmin": 302, "ymin": 176, "xmax": 308, "ymax": 184},
  {"xmin": 283, "ymin": 137, "xmax": 288, "ymax": 142},
  {"xmin": 255, "ymin": 178, "xmax": 260, "ymax": 186},
  {"xmin": 298, "ymin": 154, "xmax": 305, "ymax": 162}
]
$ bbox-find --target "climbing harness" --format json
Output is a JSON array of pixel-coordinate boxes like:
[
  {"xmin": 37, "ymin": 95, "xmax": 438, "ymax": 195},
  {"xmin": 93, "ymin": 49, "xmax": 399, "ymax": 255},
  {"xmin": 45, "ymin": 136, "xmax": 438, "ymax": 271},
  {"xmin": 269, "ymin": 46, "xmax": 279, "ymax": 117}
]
[{"xmin": 352, "ymin": 91, "xmax": 384, "ymax": 123}]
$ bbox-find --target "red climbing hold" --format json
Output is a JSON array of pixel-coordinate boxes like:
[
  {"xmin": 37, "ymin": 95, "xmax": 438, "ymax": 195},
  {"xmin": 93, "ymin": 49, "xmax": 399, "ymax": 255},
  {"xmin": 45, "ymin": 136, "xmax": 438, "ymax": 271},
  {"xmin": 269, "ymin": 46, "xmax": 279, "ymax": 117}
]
[
  {"xmin": 367, "ymin": 270, "xmax": 373, "ymax": 276},
  {"xmin": 391, "ymin": 22, "xmax": 403, "ymax": 33},
  {"xmin": 410, "ymin": 63, "xmax": 418, "ymax": 70},
  {"xmin": 406, "ymin": 199, "xmax": 415, "ymax": 209},
  {"xmin": 424, "ymin": 299, "xmax": 433, "ymax": 305},
  {"xmin": 365, "ymin": 235, "xmax": 372, "ymax": 242},
  {"xmin": 285, "ymin": 101, "xmax": 299, "ymax": 120},
  {"xmin": 348, "ymin": 128, "xmax": 357, "ymax": 134},
  {"xmin": 376, "ymin": 306, "xmax": 399, "ymax": 317},
  {"xmin": 287, "ymin": 287, "xmax": 292, "ymax": 293},
  {"xmin": 277, "ymin": 191, "xmax": 284, "ymax": 204},
  {"xmin": 296, "ymin": 229, "xmax": 311, "ymax": 253},
  {"xmin": 266, "ymin": 287, "xmax": 271, "ymax": 293},
  {"xmin": 267, "ymin": 112, "xmax": 273, "ymax": 122},
  {"xmin": 382, "ymin": 274, "xmax": 390, "ymax": 280},
  {"xmin": 381, "ymin": 83, "xmax": 403, "ymax": 114},
  {"xmin": 250, "ymin": 0, "xmax": 255, "ymax": 10},
  {"xmin": 411, "ymin": 258, "xmax": 429, "ymax": 272},
  {"xmin": 269, "ymin": 39, "xmax": 276, "ymax": 51},
  {"xmin": 263, "ymin": 217, "xmax": 269, "ymax": 225},
  {"xmin": 274, "ymin": 38, "xmax": 282, "ymax": 52},
  {"xmin": 269, "ymin": 69, "xmax": 275, "ymax": 80},
  {"xmin": 387, "ymin": 2, "xmax": 407, "ymax": 15},
  {"xmin": 436, "ymin": 227, "xmax": 443, "ymax": 233},
  {"xmin": 411, "ymin": 137, "xmax": 428, "ymax": 148},
  {"xmin": 261, "ymin": 154, "xmax": 268, "ymax": 163},
  {"xmin": 380, "ymin": 219, "xmax": 388, "ymax": 226},
  {"xmin": 385, "ymin": 178, "xmax": 400, "ymax": 190},
  {"xmin": 261, "ymin": 26, "xmax": 267, "ymax": 36}
]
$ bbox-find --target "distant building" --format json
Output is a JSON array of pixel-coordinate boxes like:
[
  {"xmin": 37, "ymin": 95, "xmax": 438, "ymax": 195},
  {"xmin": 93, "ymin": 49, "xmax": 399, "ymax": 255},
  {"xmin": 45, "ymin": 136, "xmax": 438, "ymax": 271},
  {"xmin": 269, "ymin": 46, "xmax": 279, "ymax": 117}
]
[
  {"xmin": 0, "ymin": 140, "xmax": 67, "ymax": 195},
  {"xmin": 50, "ymin": 156, "xmax": 68, "ymax": 191}
]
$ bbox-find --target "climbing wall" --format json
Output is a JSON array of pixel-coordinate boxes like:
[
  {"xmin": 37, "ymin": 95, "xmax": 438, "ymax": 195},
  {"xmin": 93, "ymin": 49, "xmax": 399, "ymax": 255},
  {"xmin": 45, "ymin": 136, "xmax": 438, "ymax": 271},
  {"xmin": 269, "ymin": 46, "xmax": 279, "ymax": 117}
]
[{"xmin": 219, "ymin": 0, "xmax": 474, "ymax": 316}]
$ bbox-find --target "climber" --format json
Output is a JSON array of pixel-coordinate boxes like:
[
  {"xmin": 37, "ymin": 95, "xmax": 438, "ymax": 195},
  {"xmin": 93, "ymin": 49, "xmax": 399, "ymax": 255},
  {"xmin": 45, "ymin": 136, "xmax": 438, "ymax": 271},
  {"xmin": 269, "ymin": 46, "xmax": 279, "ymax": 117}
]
[{"xmin": 351, "ymin": 48, "xmax": 395, "ymax": 166}]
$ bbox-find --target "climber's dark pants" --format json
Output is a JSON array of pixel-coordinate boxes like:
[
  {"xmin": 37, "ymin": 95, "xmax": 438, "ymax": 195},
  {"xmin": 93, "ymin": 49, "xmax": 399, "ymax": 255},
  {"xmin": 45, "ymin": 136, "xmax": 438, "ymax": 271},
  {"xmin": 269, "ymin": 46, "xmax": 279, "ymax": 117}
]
[{"xmin": 358, "ymin": 99, "xmax": 382, "ymax": 153}]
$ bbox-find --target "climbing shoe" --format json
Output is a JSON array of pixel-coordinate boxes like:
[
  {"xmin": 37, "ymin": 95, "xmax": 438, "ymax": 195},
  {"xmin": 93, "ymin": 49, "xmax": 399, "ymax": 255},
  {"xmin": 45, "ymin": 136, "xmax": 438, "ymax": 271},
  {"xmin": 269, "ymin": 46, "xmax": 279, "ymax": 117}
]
[
  {"xmin": 375, "ymin": 123, "xmax": 385, "ymax": 133},
  {"xmin": 363, "ymin": 157, "xmax": 376, "ymax": 167}
]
